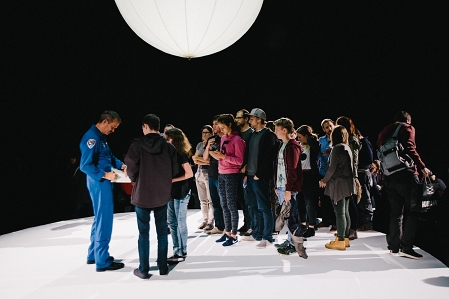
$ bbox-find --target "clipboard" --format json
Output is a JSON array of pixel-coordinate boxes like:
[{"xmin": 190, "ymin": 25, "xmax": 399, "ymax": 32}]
[{"xmin": 111, "ymin": 167, "xmax": 131, "ymax": 183}]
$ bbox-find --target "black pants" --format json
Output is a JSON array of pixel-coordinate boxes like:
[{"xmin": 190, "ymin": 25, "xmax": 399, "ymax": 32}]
[
  {"xmin": 384, "ymin": 170, "xmax": 420, "ymax": 251},
  {"xmin": 318, "ymin": 174, "xmax": 335, "ymax": 226}
]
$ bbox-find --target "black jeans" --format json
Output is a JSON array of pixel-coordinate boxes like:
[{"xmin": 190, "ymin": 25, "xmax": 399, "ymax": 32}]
[{"xmin": 384, "ymin": 170, "xmax": 420, "ymax": 251}]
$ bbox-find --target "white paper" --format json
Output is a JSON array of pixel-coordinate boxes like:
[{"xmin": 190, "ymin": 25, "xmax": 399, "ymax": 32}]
[{"xmin": 111, "ymin": 168, "xmax": 131, "ymax": 183}]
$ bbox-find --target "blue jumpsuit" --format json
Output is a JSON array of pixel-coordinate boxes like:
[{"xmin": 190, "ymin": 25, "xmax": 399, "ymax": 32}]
[{"xmin": 79, "ymin": 125, "xmax": 123, "ymax": 269}]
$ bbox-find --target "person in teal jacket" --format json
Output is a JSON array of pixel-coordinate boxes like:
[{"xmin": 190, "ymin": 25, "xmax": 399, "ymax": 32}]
[{"xmin": 80, "ymin": 111, "xmax": 126, "ymax": 272}]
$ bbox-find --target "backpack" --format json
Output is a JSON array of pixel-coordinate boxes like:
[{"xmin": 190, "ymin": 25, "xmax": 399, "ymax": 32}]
[{"xmin": 376, "ymin": 123, "xmax": 414, "ymax": 176}]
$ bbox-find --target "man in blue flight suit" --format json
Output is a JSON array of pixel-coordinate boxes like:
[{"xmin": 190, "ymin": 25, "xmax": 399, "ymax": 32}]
[{"xmin": 80, "ymin": 110, "xmax": 126, "ymax": 272}]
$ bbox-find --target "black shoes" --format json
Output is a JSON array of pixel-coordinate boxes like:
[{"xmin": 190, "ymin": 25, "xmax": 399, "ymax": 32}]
[
  {"xmin": 96, "ymin": 261, "xmax": 125, "ymax": 272},
  {"xmin": 237, "ymin": 225, "xmax": 248, "ymax": 233},
  {"xmin": 303, "ymin": 227, "xmax": 315, "ymax": 238},
  {"xmin": 348, "ymin": 229, "xmax": 358, "ymax": 240},
  {"xmin": 87, "ymin": 256, "xmax": 114, "ymax": 265},
  {"xmin": 357, "ymin": 225, "xmax": 373, "ymax": 231},
  {"xmin": 400, "ymin": 248, "xmax": 423, "ymax": 260},
  {"xmin": 167, "ymin": 254, "xmax": 185, "ymax": 264},
  {"xmin": 274, "ymin": 240, "xmax": 290, "ymax": 249}
]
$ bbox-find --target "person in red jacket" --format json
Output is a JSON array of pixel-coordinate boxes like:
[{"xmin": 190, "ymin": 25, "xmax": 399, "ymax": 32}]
[
  {"xmin": 377, "ymin": 111, "xmax": 431, "ymax": 259},
  {"xmin": 272, "ymin": 117, "xmax": 307, "ymax": 258}
]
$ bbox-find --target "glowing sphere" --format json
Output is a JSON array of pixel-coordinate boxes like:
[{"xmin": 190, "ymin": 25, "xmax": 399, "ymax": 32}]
[{"xmin": 115, "ymin": 0, "xmax": 264, "ymax": 58}]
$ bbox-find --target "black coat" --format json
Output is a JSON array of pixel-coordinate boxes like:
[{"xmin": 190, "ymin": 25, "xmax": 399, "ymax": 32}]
[{"xmin": 125, "ymin": 133, "xmax": 178, "ymax": 209}]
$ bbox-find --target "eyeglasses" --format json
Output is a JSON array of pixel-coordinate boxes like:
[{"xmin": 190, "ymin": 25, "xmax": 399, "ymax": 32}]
[{"xmin": 202, "ymin": 131, "xmax": 211, "ymax": 134}]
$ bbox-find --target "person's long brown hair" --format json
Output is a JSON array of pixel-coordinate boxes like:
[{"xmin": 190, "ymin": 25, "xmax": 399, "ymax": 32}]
[{"xmin": 165, "ymin": 127, "xmax": 192, "ymax": 158}]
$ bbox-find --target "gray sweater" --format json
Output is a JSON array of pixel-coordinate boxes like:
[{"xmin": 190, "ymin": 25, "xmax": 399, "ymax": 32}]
[{"xmin": 322, "ymin": 143, "xmax": 356, "ymax": 204}]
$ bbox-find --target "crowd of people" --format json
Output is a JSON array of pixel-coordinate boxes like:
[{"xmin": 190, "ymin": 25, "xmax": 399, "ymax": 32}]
[{"xmin": 76, "ymin": 109, "xmax": 447, "ymax": 279}]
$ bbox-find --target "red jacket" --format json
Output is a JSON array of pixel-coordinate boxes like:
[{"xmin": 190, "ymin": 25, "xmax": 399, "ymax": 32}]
[
  {"xmin": 377, "ymin": 122, "xmax": 426, "ymax": 175},
  {"xmin": 274, "ymin": 139, "xmax": 303, "ymax": 192}
]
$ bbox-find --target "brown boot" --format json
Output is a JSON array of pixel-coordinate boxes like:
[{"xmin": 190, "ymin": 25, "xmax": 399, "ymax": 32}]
[
  {"xmin": 345, "ymin": 238, "xmax": 350, "ymax": 247},
  {"xmin": 348, "ymin": 229, "xmax": 358, "ymax": 240},
  {"xmin": 325, "ymin": 239, "xmax": 346, "ymax": 250}
]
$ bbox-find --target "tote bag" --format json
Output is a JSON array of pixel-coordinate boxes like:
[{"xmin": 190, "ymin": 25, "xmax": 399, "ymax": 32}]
[{"xmin": 410, "ymin": 177, "xmax": 438, "ymax": 212}]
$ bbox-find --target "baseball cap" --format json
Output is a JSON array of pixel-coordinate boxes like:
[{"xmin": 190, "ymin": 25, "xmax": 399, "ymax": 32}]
[{"xmin": 248, "ymin": 108, "xmax": 266, "ymax": 120}]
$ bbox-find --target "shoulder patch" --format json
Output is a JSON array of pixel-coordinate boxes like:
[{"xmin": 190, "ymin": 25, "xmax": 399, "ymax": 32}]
[{"xmin": 87, "ymin": 139, "xmax": 96, "ymax": 149}]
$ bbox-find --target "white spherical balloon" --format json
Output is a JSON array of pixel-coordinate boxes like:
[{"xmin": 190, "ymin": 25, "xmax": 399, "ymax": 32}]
[{"xmin": 115, "ymin": 0, "xmax": 264, "ymax": 58}]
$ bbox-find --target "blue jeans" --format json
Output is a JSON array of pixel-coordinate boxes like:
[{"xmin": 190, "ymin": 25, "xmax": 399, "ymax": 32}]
[
  {"xmin": 247, "ymin": 176, "xmax": 274, "ymax": 242},
  {"xmin": 277, "ymin": 186, "xmax": 298, "ymax": 243},
  {"xmin": 167, "ymin": 191, "xmax": 191, "ymax": 256},
  {"xmin": 209, "ymin": 177, "xmax": 224, "ymax": 230},
  {"xmin": 135, "ymin": 205, "xmax": 168, "ymax": 275}
]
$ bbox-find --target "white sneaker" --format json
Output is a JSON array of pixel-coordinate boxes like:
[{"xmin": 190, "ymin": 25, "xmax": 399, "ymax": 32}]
[
  {"xmin": 256, "ymin": 240, "xmax": 273, "ymax": 249},
  {"xmin": 255, "ymin": 240, "xmax": 265, "ymax": 248}
]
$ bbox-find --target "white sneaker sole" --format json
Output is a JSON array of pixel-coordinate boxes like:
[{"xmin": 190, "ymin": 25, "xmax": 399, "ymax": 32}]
[{"xmin": 399, "ymin": 252, "xmax": 422, "ymax": 260}]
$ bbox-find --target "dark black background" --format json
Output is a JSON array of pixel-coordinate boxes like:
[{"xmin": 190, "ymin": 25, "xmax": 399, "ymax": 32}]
[{"xmin": 3, "ymin": 0, "xmax": 449, "ymax": 261}]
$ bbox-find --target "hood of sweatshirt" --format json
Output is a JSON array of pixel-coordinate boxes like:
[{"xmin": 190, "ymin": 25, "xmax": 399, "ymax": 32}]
[{"xmin": 133, "ymin": 133, "xmax": 167, "ymax": 155}]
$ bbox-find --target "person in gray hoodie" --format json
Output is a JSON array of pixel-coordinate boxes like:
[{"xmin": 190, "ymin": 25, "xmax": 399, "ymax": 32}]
[{"xmin": 125, "ymin": 114, "xmax": 178, "ymax": 279}]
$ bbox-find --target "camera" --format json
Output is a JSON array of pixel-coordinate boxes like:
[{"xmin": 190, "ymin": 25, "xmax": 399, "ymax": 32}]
[
  {"xmin": 210, "ymin": 143, "xmax": 219, "ymax": 151},
  {"xmin": 209, "ymin": 136, "xmax": 220, "ymax": 151}
]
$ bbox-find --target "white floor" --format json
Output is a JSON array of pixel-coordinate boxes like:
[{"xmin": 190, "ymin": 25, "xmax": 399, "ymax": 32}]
[{"xmin": 1, "ymin": 209, "xmax": 448, "ymax": 299}]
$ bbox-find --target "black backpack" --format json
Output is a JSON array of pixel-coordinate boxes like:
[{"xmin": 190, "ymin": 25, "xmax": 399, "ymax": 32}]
[{"xmin": 377, "ymin": 123, "xmax": 414, "ymax": 176}]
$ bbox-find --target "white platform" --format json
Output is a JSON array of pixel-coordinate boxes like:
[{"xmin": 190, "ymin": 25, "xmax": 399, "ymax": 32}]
[{"xmin": 1, "ymin": 209, "xmax": 448, "ymax": 299}]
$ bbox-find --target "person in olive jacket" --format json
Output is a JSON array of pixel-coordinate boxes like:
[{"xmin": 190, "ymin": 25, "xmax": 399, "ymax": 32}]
[{"xmin": 124, "ymin": 114, "xmax": 178, "ymax": 279}]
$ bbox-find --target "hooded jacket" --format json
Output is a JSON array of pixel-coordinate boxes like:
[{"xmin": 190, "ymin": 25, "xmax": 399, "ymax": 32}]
[
  {"xmin": 274, "ymin": 139, "xmax": 303, "ymax": 192},
  {"xmin": 125, "ymin": 133, "xmax": 178, "ymax": 208}
]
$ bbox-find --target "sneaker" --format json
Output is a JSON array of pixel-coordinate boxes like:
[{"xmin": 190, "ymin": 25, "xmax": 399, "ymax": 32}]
[
  {"xmin": 277, "ymin": 244, "xmax": 296, "ymax": 256},
  {"xmin": 241, "ymin": 235, "xmax": 257, "ymax": 242},
  {"xmin": 389, "ymin": 250, "xmax": 400, "ymax": 256},
  {"xmin": 240, "ymin": 228, "xmax": 252, "ymax": 236},
  {"xmin": 237, "ymin": 225, "xmax": 248, "ymax": 233},
  {"xmin": 274, "ymin": 240, "xmax": 290, "ymax": 249},
  {"xmin": 133, "ymin": 268, "xmax": 150, "ymax": 279},
  {"xmin": 215, "ymin": 234, "xmax": 229, "ymax": 242},
  {"xmin": 303, "ymin": 227, "xmax": 315, "ymax": 238},
  {"xmin": 167, "ymin": 254, "xmax": 185, "ymax": 264},
  {"xmin": 256, "ymin": 240, "xmax": 272, "ymax": 249},
  {"xmin": 204, "ymin": 223, "xmax": 214, "ymax": 231},
  {"xmin": 272, "ymin": 231, "xmax": 279, "ymax": 235},
  {"xmin": 222, "ymin": 236, "xmax": 238, "ymax": 246},
  {"xmin": 400, "ymin": 248, "xmax": 423, "ymax": 260},
  {"xmin": 198, "ymin": 222, "xmax": 207, "ymax": 229},
  {"xmin": 206, "ymin": 227, "xmax": 223, "ymax": 235}
]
